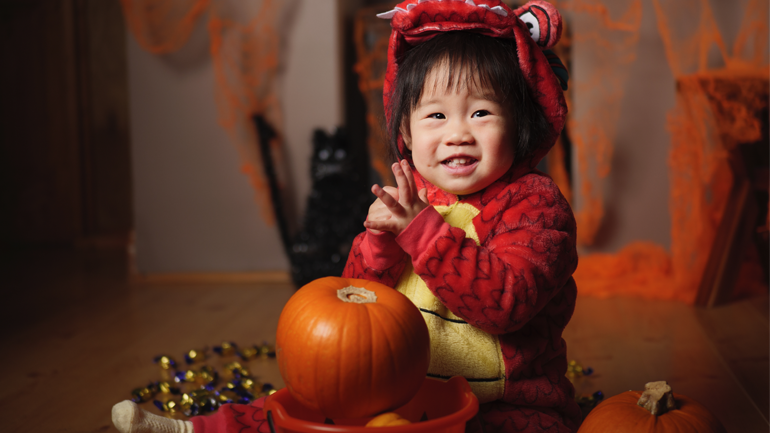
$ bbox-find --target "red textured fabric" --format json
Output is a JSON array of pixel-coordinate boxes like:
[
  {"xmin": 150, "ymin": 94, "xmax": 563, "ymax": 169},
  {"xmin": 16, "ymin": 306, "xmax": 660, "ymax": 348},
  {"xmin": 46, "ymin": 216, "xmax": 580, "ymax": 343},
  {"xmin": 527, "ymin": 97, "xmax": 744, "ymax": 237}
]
[
  {"xmin": 343, "ymin": 168, "xmax": 582, "ymax": 432},
  {"xmin": 344, "ymin": 3, "xmax": 581, "ymax": 429},
  {"xmin": 190, "ymin": 397, "xmax": 271, "ymax": 433}
]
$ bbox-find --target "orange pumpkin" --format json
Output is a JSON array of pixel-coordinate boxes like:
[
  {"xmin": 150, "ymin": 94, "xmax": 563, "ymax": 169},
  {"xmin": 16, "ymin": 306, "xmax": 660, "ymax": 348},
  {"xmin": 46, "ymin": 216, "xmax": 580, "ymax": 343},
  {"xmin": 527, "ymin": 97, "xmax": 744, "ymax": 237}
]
[
  {"xmin": 578, "ymin": 381, "xmax": 727, "ymax": 433},
  {"xmin": 365, "ymin": 412, "xmax": 412, "ymax": 427},
  {"xmin": 275, "ymin": 277, "xmax": 431, "ymax": 419}
]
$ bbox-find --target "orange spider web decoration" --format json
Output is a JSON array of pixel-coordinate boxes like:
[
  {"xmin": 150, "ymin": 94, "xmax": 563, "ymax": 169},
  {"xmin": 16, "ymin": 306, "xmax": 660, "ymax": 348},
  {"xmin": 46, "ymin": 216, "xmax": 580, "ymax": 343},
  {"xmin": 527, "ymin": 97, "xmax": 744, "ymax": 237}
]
[
  {"xmin": 120, "ymin": 0, "xmax": 212, "ymax": 55},
  {"xmin": 120, "ymin": 0, "xmax": 291, "ymax": 225},
  {"xmin": 122, "ymin": 0, "xmax": 768, "ymax": 303},
  {"xmin": 572, "ymin": 0, "xmax": 768, "ymax": 303}
]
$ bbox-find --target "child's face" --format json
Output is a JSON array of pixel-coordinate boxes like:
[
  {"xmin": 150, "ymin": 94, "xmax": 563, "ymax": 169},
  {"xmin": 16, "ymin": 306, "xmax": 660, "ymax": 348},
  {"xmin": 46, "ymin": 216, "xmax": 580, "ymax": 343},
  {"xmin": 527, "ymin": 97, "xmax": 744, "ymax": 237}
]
[{"xmin": 403, "ymin": 63, "xmax": 516, "ymax": 196}]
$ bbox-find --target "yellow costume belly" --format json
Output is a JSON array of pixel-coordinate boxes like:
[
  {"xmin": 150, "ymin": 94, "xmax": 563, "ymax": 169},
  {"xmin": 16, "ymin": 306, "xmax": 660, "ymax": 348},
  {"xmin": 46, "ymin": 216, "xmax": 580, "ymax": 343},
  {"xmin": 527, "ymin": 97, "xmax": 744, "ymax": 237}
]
[{"xmin": 395, "ymin": 202, "xmax": 506, "ymax": 403}]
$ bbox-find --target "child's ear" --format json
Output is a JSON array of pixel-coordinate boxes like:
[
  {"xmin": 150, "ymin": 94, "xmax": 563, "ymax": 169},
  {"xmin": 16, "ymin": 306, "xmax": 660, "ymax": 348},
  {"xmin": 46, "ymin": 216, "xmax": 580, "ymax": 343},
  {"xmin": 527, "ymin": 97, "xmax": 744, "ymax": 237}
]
[{"xmin": 400, "ymin": 126, "xmax": 412, "ymax": 150}]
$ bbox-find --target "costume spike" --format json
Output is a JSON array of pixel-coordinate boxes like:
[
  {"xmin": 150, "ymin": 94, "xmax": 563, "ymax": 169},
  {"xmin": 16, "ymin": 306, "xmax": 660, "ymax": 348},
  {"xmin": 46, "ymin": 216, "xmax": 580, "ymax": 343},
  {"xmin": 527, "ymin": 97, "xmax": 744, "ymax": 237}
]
[
  {"xmin": 477, "ymin": 4, "xmax": 507, "ymax": 17},
  {"xmin": 489, "ymin": 6, "xmax": 507, "ymax": 16},
  {"xmin": 376, "ymin": 9, "xmax": 396, "ymax": 19}
]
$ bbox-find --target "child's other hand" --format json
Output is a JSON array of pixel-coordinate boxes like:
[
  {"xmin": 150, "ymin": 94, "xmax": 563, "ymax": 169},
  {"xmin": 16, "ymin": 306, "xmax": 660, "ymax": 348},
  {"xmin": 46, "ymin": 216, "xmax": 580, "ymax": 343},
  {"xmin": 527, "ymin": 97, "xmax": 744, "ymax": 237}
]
[
  {"xmin": 364, "ymin": 160, "xmax": 429, "ymax": 236},
  {"xmin": 366, "ymin": 186, "xmax": 399, "ymax": 235}
]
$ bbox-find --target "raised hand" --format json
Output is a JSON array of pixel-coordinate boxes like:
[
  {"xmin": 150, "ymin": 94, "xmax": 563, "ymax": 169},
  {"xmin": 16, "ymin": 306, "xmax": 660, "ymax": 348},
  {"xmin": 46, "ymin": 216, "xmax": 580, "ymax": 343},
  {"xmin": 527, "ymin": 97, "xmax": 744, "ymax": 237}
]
[{"xmin": 364, "ymin": 160, "xmax": 429, "ymax": 236}]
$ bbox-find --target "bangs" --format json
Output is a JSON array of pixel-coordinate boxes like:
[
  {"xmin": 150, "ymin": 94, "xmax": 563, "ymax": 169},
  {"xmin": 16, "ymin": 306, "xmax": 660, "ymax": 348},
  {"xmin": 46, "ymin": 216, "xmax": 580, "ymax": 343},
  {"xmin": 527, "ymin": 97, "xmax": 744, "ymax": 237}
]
[
  {"xmin": 403, "ymin": 32, "xmax": 516, "ymax": 112},
  {"xmin": 422, "ymin": 57, "xmax": 504, "ymax": 103}
]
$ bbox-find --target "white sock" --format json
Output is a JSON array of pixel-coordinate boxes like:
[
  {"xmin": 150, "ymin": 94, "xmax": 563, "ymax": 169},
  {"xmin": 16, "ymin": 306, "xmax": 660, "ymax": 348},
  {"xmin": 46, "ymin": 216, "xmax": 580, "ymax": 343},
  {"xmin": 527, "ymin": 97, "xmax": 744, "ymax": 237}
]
[{"xmin": 112, "ymin": 400, "xmax": 195, "ymax": 433}]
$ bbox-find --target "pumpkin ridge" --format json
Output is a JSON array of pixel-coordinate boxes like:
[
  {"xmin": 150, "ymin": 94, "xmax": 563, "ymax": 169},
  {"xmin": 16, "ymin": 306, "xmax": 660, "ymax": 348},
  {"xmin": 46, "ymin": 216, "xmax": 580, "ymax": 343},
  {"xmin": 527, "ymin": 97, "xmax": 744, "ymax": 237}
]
[
  {"xmin": 368, "ymin": 294, "xmax": 406, "ymax": 412},
  {"xmin": 371, "ymin": 301, "xmax": 399, "ymax": 387},
  {"xmin": 361, "ymin": 299, "xmax": 377, "ymax": 415}
]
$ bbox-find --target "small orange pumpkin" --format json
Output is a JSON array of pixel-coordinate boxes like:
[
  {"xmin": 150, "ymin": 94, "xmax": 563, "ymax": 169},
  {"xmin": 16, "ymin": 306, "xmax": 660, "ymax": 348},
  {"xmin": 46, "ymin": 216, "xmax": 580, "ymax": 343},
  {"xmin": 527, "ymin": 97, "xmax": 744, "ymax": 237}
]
[
  {"xmin": 275, "ymin": 277, "xmax": 431, "ymax": 419},
  {"xmin": 365, "ymin": 412, "xmax": 412, "ymax": 427},
  {"xmin": 578, "ymin": 381, "xmax": 727, "ymax": 433}
]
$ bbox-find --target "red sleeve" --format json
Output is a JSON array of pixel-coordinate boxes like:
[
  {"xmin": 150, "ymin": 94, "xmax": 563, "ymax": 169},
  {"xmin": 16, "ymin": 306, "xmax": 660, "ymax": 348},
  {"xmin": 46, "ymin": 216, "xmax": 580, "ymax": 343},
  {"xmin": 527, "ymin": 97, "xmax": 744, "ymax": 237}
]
[
  {"xmin": 396, "ymin": 174, "xmax": 577, "ymax": 335},
  {"xmin": 342, "ymin": 229, "xmax": 407, "ymax": 288}
]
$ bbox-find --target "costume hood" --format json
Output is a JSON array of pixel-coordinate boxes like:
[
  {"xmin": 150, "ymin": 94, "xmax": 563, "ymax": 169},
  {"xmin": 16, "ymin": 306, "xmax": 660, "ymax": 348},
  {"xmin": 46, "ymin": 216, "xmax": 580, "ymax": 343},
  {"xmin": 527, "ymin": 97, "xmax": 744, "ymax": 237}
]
[{"xmin": 378, "ymin": 0, "xmax": 568, "ymax": 181}]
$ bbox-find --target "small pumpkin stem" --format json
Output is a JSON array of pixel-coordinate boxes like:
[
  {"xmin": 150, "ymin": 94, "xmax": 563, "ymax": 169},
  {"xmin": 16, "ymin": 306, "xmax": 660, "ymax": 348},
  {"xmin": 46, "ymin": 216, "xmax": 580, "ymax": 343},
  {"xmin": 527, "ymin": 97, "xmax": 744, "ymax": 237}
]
[
  {"xmin": 338, "ymin": 286, "xmax": 378, "ymax": 304},
  {"xmin": 637, "ymin": 381, "xmax": 677, "ymax": 415}
]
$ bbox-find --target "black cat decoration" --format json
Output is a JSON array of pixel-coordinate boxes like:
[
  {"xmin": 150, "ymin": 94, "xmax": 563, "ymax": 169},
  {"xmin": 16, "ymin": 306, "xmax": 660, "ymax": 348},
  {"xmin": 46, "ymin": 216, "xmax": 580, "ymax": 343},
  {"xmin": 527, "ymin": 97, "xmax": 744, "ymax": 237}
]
[{"xmin": 255, "ymin": 115, "xmax": 370, "ymax": 288}]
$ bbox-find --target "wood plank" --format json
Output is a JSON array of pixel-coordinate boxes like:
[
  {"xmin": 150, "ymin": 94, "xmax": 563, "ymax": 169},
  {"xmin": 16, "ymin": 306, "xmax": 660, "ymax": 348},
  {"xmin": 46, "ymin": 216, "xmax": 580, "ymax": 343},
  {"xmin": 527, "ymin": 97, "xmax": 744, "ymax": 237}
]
[
  {"xmin": 131, "ymin": 271, "xmax": 293, "ymax": 285},
  {"xmin": 695, "ymin": 295, "xmax": 770, "ymax": 422},
  {"xmin": 564, "ymin": 295, "xmax": 769, "ymax": 431}
]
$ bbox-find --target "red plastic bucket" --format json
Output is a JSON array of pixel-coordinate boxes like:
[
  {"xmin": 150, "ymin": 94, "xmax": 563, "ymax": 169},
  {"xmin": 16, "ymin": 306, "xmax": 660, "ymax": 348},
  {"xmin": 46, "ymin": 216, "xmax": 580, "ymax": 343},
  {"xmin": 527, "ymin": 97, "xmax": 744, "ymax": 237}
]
[{"xmin": 263, "ymin": 376, "xmax": 479, "ymax": 432}]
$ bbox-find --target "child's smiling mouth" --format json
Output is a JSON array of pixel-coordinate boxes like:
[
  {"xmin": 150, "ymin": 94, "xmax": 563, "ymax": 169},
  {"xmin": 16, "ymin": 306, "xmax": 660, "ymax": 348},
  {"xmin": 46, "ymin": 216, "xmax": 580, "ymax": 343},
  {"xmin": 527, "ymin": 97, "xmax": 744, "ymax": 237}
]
[
  {"xmin": 442, "ymin": 157, "xmax": 478, "ymax": 168},
  {"xmin": 441, "ymin": 157, "xmax": 480, "ymax": 177}
]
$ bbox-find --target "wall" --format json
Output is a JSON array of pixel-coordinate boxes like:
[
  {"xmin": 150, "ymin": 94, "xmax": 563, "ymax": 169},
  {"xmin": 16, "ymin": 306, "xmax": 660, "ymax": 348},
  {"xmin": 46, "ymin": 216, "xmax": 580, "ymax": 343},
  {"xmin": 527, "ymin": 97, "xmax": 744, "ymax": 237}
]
[{"xmin": 128, "ymin": 0, "xmax": 345, "ymax": 274}]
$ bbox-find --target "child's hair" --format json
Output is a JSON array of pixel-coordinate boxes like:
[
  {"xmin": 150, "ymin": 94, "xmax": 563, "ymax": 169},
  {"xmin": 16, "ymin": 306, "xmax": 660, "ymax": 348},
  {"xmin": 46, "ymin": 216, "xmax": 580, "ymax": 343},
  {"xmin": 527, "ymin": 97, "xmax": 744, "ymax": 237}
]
[{"xmin": 387, "ymin": 31, "xmax": 550, "ymax": 164}]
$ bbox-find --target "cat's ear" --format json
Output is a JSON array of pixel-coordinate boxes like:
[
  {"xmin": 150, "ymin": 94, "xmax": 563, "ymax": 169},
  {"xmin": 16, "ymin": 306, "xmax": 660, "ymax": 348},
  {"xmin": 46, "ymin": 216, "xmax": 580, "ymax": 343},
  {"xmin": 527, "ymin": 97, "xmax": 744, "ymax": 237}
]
[{"xmin": 312, "ymin": 129, "xmax": 328, "ymax": 151}]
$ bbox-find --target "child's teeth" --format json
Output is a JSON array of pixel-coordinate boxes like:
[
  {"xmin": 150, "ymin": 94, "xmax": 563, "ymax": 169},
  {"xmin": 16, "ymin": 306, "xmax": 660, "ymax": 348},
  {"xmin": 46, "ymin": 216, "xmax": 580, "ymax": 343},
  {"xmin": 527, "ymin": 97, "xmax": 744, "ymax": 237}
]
[{"xmin": 447, "ymin": 158, "xmax": 471, "ymax": 167}]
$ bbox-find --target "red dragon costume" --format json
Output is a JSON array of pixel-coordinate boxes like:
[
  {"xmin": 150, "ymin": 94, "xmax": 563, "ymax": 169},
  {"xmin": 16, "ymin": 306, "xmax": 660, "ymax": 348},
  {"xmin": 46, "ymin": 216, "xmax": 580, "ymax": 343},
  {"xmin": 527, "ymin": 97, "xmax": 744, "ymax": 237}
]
[
  {"xmin": 341, "ymin": 0, "xmax": 581, "ymax": 431},
  {"xmin": 185, "ymin": 1, "xmax": 580, "ymax": 432}
]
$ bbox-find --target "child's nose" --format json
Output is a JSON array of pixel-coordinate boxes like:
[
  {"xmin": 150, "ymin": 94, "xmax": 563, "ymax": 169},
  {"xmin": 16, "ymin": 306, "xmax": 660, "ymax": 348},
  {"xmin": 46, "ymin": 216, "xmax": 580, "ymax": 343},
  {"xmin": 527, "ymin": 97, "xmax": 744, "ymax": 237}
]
[{"xmin": 443, "ymin": 121, "xmax": 474, "ymax": 145}]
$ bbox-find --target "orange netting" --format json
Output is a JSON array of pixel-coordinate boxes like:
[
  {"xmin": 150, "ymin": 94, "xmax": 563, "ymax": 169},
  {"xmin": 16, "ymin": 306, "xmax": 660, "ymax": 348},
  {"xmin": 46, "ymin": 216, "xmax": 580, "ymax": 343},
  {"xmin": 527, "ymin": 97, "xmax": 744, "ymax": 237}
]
[
  {"xmin": 353, "ymin": 8, "xmax": 394, "ymax": 186},
  {"xmin": 208, "ymin": 2, "xmax": 286, "ymax": 225},
  {"xmin": 556, "ymin": 0, "xmax": 644, "ymax": 246},
  {"xmin": 572, "ymin": 0, "xmax": 768, "ymax": 303},
  {"xmin": 124, "ymin": 0, "xmax": 768, "ymax": 303},
  {"xmin": 120, "ymin": 0, "xmax": 212, "ymax": 55},
  {"xmin": 121, "ymin": 0, "xmax": 291, "ymax": 225}
]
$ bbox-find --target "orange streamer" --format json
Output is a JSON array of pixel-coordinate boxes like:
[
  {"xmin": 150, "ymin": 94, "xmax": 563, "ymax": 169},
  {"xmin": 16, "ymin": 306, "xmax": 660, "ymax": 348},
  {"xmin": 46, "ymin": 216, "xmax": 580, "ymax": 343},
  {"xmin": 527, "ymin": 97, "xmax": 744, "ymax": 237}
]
[
  {"xmin": 209, "ymin": 1, "xmax": 285, "ymax": 225},
  {"xmin": 556, "ymin": 0, "xmax": 643, "ymax": 246},
  {"xmin": 124, "ymin": 0, "xmax": 768, "ymax": 302},
  {"xmin": 122, "ymin": 0, "xmax": 290, "ymax": 226},
  {"xmin": 575, "ymin": 0, "xmax": 768, "ymax": 303},
  {"xmin": 354, "ymin": 6, "xmax": 395, "ymax": 185},
  {"xmin": 120, "ymin": 0, "xmax": 211, "ymax": 54}
]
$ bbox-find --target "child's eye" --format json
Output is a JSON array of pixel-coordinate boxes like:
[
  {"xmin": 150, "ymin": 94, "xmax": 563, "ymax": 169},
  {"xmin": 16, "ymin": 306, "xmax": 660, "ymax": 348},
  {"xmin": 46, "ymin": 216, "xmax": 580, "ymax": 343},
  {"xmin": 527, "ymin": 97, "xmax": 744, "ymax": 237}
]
[
  {"xmin": 472, "ymin": 110, "xmax": 490, "ymax": 118},
  {"xmin": 428, "ymin": 113, "xmax": 445, "ymax": 119}
]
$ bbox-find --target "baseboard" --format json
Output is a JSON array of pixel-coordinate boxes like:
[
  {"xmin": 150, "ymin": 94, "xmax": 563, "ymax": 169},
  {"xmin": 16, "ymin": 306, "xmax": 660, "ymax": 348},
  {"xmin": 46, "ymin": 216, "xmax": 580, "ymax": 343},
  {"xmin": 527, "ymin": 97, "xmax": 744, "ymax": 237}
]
[{"xmin": 130, "ymin": 270, "xmax": 293, "ymax": 285}]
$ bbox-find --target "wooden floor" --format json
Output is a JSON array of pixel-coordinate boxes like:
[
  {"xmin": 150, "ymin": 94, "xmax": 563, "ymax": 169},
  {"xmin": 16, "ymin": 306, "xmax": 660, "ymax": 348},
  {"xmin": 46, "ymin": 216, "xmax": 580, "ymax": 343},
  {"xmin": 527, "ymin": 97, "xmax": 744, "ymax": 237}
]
[{"xmin": 1, "ymin": 246, "xmax": 767, "ymax": 432}]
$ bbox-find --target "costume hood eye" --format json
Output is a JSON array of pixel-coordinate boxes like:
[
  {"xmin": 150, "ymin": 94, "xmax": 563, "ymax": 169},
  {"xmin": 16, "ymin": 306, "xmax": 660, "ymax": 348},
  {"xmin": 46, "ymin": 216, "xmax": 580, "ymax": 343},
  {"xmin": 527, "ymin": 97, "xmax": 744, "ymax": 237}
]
[
  {"xmin": 515, "ymin": 2, "xmax": 560, "ymax": 49},
  {"xmin": 519, "ymin": 11, "xmax": 540, "ymax": 45}
]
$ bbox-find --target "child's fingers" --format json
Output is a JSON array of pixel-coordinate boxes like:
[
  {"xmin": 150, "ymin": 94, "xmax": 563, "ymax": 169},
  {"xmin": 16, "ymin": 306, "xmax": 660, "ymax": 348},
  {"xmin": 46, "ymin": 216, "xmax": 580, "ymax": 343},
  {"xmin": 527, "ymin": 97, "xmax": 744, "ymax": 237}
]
[
  {"xmin": 372, "ymin": 184, "xmax": 404, "ymax": 215},
  {"xmin": 364, "ymin": 219, "xmax": 395, "ymax": 233},
  {"xmin": 382, "ymin": 186, "xmax": 399, "ymax": 202},
  {"xmin": 400, "ymin": 160, "xmax": 417, "ymax": 199},
  {"xmin": 393, "ymin": 162, "xmax": 414, "ymax": 205},
  {"xmin": 401, "ymin": 160, "xmax": 417, "ymax": 191},
  {"xmin": 418, "ymin": 188, "xmax": 428, "ymax": 204}
]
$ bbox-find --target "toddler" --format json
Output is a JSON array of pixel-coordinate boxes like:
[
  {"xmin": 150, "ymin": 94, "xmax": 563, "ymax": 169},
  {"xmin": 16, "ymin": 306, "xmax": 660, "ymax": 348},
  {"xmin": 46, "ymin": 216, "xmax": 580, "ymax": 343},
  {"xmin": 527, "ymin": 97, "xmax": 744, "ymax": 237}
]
[{"xmin": 343, "ymin": 0, "xmax": 581, "ymax": 431}]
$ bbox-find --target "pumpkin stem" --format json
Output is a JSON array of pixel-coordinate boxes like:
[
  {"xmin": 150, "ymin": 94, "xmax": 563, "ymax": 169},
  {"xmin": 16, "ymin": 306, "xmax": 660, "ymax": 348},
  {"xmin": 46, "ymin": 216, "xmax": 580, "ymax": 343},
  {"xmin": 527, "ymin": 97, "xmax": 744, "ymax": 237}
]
[
  {"xmin": 337, "ymin": 286, "xmax": 378, "ymax": 304},
  {"xmin": 637, "ymin": 381, "xmax": 677, "ymax": 415}
]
